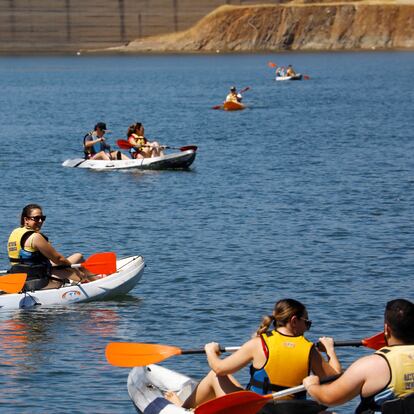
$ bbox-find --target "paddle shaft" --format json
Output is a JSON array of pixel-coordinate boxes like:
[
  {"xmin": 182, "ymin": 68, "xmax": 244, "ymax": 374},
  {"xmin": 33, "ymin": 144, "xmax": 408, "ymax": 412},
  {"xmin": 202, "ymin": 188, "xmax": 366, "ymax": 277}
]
[{"xmin": 181, "ymin": 346, "xmax": 239, "ymax": 355}]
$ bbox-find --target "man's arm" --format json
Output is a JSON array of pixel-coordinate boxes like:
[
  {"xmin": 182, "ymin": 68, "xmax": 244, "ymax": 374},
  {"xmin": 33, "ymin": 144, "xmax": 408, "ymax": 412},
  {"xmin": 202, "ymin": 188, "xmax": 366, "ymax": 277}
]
[{"xmin": 304, "ymin": 354, "xmax": 389, "ymax": 407}]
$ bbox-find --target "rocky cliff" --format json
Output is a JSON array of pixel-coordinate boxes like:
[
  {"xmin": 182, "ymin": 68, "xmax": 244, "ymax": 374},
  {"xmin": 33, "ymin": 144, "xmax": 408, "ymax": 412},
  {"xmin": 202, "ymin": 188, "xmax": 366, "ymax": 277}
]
[{"xmin": 102, "ymin": 2, "xmax": 414, "ymax": 53}]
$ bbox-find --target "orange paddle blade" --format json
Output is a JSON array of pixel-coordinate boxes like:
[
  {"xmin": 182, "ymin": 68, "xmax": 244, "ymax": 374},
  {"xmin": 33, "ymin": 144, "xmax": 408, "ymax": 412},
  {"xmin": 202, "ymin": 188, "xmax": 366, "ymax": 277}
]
[
  {"xmin": 0, "ymin": 273, "xmax": 27, "ymax": 294},
  {"xmin": 195, "ymin": 390, "xmax": 271, "ymax": 414},
  {"xmin": 117, "ymin": 139, "xmax": 133, "ymax": 150},
  {"xmin": 362, "ymin": 332, "xmax": 386, "ymax": 350},
  {"xmin": 82, "ymin": 252, "xmax": 117, "ymax": 275},
  {"xmin": 105, "ymin": 342, "xmax": 182, "ymax": 367},
  {"xmin": 304, "ymin": 75, "xmax": 310, "ymax": 80},
  {"xmin": 267, "ymin": 61, "xmax": 277, "ymax": 68}
]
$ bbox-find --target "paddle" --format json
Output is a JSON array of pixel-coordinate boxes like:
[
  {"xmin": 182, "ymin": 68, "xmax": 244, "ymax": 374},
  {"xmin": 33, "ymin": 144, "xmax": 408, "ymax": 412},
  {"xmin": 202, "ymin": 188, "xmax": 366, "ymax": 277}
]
[
  {"xmin": 105, "ymin": 332, "xmax": 385, "ymax": 367},
  {"xmin": 105, "ymin": 342, "xmax": 240, "ymax": 367},
  {"xmin": 0, "ymin": 273, "xmax": 27, "ymax": 294},
  {"xmin": 322, "ymin": 331, "xmax": 386, "ymax": 350},
  {"xmin": 116, "ymin": 139, "xmax": 197, "ymax": 153},
  {"xmin": 212, "ymin": 86, "xmax": 250, "ymax": 109},
  {"xmin": 53, "ymin": 252, "xmax": 117, "ymax": 275},
  {"xmin": 194, "ymin": 374, "xmax": 341, "ymax": 414},
  {"xmin": 268, "ymin": 61, "xmax": 277, "ymax": 68}
]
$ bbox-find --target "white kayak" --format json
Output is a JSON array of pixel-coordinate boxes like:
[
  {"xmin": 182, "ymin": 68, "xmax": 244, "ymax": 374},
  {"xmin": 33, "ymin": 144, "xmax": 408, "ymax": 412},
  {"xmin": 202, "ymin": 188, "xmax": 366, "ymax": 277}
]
[
  {"xmin": 0, "ymin": 255, "xmax": 144, "ymax": 309},
  {"xmin": 127, "ymin": 365, "xmax": 328, "ymax": 414},
  {"xmin": 275, "ymin": 74, "xmax": 303, "ymax": 81},
  {"xmin": 62, "ymin": 150, "xmax": 196, "ymax": 171},
  {"xmin": 128, "ymin": 365, "xmax": 196, "ymax": 414}
]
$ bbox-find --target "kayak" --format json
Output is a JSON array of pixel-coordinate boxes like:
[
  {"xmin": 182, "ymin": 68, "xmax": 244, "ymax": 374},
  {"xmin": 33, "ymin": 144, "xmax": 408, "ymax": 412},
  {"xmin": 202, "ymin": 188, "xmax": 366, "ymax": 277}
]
[
  {"xmin": 62, "ymin": 150, "xmax": 196, "ymax": 170},
  {"xmin": 275, "ymin": 74, "xmax": 303, "ymax": 81},
  {"xmin": 128, "ymin": 365, "xmax": 196, "ymax": 414},
  {"xmin": 223, "ymin": 100, "xmax": 245, "ymax": 111},
  {"xmin": 0, "ymin": 255, "xmax": 144, "ymax": 309},
  {"xmin": 127, "ymin": 365, "xmax": 328, "ymax": 414}
]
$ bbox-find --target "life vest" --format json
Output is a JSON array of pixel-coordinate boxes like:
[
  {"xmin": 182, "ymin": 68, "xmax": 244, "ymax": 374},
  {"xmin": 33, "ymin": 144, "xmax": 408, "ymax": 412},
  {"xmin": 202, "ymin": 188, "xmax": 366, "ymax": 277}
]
[
  {"xmin": 356, "ymin": 345, "xmax": 414, "ymax": 414},
  {"xmin": 83, "ymin": 132, "xmax": 109, "ymax": 158},
  {"xmin": 247, "ymin": 330, "xmax": 313, "ymax": 398},
  {"xmin": 128, "ymin": 133, "xmax": 147, "ymax": 154},
  {"xmin": 7, "ymin": 227, "xmax": 52, "ymax": 287}
]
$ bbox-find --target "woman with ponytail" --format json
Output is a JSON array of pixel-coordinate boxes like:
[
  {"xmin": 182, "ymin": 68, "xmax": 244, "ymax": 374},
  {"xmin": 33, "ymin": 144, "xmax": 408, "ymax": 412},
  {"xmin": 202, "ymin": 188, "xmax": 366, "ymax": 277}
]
[{"xmin": 166, "ymin": 298, "xmax": 341, "ymax": 408}]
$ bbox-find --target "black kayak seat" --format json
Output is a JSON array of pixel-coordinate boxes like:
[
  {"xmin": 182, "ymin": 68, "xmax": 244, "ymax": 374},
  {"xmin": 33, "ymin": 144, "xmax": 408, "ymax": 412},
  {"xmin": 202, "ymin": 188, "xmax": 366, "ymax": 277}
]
[{"xmin": 382, "ymin": 393, "xmax": 414, "ymax": 414}]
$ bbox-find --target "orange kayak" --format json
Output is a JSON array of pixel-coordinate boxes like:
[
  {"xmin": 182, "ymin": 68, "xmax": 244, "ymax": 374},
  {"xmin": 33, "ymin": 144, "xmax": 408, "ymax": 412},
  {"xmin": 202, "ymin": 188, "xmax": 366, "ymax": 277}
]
[{"xmin": 223, "ymin": 101, "xmax": 245, "ymax": 111}]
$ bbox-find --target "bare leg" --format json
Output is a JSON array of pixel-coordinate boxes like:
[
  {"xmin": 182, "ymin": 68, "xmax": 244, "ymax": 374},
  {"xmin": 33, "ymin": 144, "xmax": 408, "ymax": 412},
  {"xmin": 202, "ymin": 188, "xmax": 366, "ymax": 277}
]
[
  {"xmin": 170, "ymin": 370, "xmax": 243, "ymax": 409},
  {"xmin": 91, "ymin": 151, "xmax": 111, "ymax": 160}
]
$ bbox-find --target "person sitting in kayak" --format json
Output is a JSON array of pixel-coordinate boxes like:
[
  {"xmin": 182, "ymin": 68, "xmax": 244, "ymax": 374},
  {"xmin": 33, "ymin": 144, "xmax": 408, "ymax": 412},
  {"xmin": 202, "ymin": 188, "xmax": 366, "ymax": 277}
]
[
  {"xmin": 84, "ymin": 122, "xmax": 128, "ymax": 161},
  {"xmin": 286, "ymin": 64, "xmax": 297, "ymax": 77},
  {"xmin": 304, "ymin": 298, "xmax": 414, "ymax": 413},
  {"xmin": 276, "ymin": 66, "xmax": 286, "ymax": 77},
  {"xmin": 165, "ymin": 298, "xmax": 341, "ymax": 408},
  {"xmin": 225, "ymin": 86, "xmax": 243, "ymax": 103},
  {"xmin": 7, "ymin": 204, "xmax": 93, "ymax": 291},
  {"xmin": 127, "ymin": 122, "xmax": 164, "ymax": 159}
]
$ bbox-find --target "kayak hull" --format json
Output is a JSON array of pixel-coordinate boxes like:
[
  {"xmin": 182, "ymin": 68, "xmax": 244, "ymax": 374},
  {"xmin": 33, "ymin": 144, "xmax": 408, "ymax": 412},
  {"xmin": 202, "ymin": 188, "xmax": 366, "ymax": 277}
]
[
  {"xmin": 128, "ymin": 365, "xmax": 196, "ymax": 414},
  {"xmin": 127, "ymin": 365, "xmax": 327, "ymax": 414},
  {"xmin": 223, "ymin": 101, "xmax": 245, "ymax": 111},
  {"xmin": 275, "ymin": 74, "xmax": 303, "ymax": 81},
  {"xmin": 62, "ymin": 150, "xmax": 196, "ymax": 170},
  {"xmin": 0, "ymin": 256, "xmax": 145, "ymax": 309}
]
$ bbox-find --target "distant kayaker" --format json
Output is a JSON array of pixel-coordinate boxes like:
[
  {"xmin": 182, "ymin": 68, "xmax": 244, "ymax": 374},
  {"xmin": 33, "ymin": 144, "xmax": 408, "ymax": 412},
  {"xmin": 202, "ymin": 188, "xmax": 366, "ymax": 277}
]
[
  {"xmin": 286, "ymin": 64, "xmax": 297, "ymax": 76},
  {"xmin": 127, "ymin": 122, "xmax": 164, "ymax": 159},
  {"xmin": 304, "ymin": 298, "xmax": 414, "ymax": 413},
  {"xmin": 165, "ymin": 298, "xmax": 341, "ymax": 408},
  {"xmin": 276, "ymin": 66, "xmax": 286, "ymax": 77},
  {"xmin": 7, "ymin": 204, "xmax": 92, "ymax": 291},
  {"xmin": 84, "ymin": 122, "xmax": 128, "ymax": 160},
  {"xmin": 225, "ymin": 86, "xmax": 243, "ymax": 103}
]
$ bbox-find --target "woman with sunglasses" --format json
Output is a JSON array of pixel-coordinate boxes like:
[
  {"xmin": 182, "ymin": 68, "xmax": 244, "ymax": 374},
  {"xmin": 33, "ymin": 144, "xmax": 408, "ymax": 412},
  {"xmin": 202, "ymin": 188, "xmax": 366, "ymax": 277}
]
[
  {"xmin": 165, "ymin": 298, "xmax": 341, "ymax": 408},
  {"xmin": 7, "ymin": 204, "xmax": 89, "ymax": 291}
]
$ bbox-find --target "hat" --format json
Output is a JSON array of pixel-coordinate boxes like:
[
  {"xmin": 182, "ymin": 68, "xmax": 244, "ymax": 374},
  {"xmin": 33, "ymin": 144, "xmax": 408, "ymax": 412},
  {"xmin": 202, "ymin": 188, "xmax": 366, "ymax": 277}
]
[
  {"xmin": 95, "ymin": 122, "xmax": 107, "ymax": 131},
  {"xmin": 230, "ymin": 86, "xmax": 236, "ymax": 91}
]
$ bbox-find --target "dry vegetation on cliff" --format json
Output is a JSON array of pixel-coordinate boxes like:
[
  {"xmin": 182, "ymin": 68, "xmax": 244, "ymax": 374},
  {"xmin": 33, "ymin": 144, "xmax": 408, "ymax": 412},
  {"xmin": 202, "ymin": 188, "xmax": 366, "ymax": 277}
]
[{"xmin": 100, "ymin": 2, "xmax": 414, "ymax": 53}]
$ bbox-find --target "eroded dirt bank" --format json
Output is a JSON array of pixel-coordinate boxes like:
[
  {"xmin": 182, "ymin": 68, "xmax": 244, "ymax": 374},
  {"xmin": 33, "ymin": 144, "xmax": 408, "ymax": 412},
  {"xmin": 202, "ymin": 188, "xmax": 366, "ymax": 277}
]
[{"xmin": 101, "ymin": 3, "xmax": 414, "ymax": 53}]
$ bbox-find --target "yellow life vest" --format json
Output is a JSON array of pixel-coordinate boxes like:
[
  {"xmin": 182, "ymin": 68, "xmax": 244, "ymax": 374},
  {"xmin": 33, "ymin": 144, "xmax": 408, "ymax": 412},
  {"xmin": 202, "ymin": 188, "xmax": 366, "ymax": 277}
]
[
  {"xmin": 130, "ymin": 133, "xmax": 147, "ymax": 150},
  {"xmin": 248, "ymin": 330, "xmax": 313, "ymax": 396},
  {"xmin": 377, "ymin": 345, "xmax": 414, "ymax": 398},
  {"xmin": 8, "ymin": 227, "xmax": 37, "ymax": 261}
]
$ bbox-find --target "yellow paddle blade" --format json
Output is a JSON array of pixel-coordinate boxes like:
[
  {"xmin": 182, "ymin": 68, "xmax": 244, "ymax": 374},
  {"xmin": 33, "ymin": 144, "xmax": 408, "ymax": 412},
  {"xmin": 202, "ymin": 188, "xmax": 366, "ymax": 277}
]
[
  {"xmin": 0, "ymin": 273, "xmax": 27, "ymax": 294},
  {"xmin": 105, "ymin": 342, "xmax": 182, "ymax": 367}
]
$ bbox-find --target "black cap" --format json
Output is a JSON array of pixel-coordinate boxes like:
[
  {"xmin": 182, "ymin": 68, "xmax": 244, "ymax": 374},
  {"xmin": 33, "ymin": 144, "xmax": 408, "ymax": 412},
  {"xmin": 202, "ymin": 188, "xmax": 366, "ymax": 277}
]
[
  {"xmin": 230, "ymin": 86, "xmax": 236, "ymax": 91},
  {"xmin": 95, "ymin": 122, "xmax": 107, "ymax": 131}
]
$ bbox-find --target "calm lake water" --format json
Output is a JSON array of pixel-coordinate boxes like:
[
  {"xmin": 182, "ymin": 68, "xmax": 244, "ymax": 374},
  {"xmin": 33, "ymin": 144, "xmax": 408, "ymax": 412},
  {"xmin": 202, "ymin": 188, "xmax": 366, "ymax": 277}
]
[{"xmin": 0, "ymin": 52, "xmax": 413, "ymax": 413}]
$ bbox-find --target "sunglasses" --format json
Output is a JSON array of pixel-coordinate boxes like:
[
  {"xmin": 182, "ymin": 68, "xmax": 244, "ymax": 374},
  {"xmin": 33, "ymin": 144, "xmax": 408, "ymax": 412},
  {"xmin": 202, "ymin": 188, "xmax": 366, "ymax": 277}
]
[
  {"xmin": 28, "ymin": 215, "xmax": 46, "ymax": 223},
  {"xmin": 301, "ymin": 317, "xmax": 312, "ymax": 330}
]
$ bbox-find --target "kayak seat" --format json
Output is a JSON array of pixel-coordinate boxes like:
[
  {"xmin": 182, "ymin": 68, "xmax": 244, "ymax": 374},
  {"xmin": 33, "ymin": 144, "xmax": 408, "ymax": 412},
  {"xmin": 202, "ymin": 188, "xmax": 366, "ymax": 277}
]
[
  {"xmin": 259, "ymin": 400, "xmax": 327, "ymax": 414},
  {"xmin": 382, "ymin": 393, "xmax": 414, "ymax": 414}
]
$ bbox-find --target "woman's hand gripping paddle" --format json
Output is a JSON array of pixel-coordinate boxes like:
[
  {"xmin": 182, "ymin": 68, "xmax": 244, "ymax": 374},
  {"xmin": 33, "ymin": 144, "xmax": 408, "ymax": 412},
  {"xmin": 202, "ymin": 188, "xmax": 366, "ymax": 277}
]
[{"xmin": 53, "ymin": 252, "xmax": 117, "ymax": 275}]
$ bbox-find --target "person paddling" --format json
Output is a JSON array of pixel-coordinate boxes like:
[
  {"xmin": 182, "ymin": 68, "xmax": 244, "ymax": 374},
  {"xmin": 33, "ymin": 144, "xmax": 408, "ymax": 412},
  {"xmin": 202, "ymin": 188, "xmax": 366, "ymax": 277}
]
[
  {"xmin": 127, "ymin": 122, "xmax": 164, "ymax": 159},
  {"xmin": 7, "ymin": 204, "xmax": 94, "ymax": 291},
  {"xmin": 225, "ymin": 86, "xmax": 243, "ymax": 103},
  {"xmin": 165, "ymin": 298, "xmax": 341, "ymax": 408},
  {"xmin": 303, "ymin": 299, "xmax": 414, "ymax": 413},
  {"xmin": 83, "ymin": 122, "xmax": 128, "ymax": 160}
]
